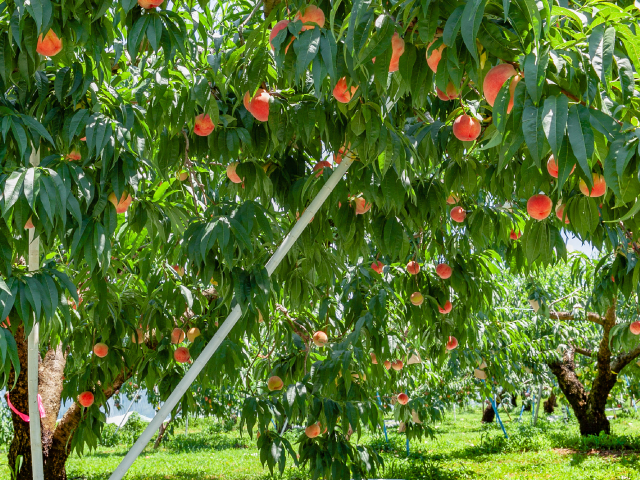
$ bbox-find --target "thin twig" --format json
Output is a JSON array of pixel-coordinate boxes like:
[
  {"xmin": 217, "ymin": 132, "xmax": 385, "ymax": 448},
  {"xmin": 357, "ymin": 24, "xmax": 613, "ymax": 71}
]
[{"xmin": 238, "ymin": 0, "xmax": 264, "ymax": 46}]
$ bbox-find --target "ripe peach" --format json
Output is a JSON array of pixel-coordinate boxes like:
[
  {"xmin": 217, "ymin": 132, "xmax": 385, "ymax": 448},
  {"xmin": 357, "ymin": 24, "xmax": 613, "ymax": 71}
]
[
  {"xmin": 173, "ymin": 265, "xmax": 184, "ymax": 276},
  {"xmin": 194, "ymin": 113, "xmax": 215, "ymax": 136},
  {"xmin": 269, "ymin": 20, "xmax": 290, "ymax": 50},
  {"xmin": 371, "ymin": 260, "xmax": 384, "ymax": 274},
  {"xmin": 66, "ymin": 151, "xmax": 81, "ymax": 161},
  {"xmin": 630, "ymin": 321, "xmax": 640, "ymax": 335},
  {"xmin": 305, "ymin": 423, "xmax": 321, "ymax": 438},
  {"xmin": 36, "ymin": 30, "xmax": 63, "ymax": 57},
  {"xmin": 138, "ymin": 0, "xmax": 163, "ymax": 8},
  {"xmin": 174, "ymin": 346, "xmax": 190, "ymax": 363},
  {"xmin": 391, "ymin": 360, "xmax": 403, "ymax": 371},
  {"xmin": 313, "ymin": 160, "xmax": 332, "ymax": 177},
  {"xmin": 370, "ymin": 352, "xmax": 378, "ymax": 364},
  {"xmin": 397, "ymin": 393, "xmax": 409, "ymax": 405},
  {"xmin": 267, "ymin": 375, "xmax": 284, "ymax": 391},
  {"xmin": 438, "ymin": 301, "xmax": 453, "ymax": 314},
  {"xmin": 313, "ymin": 331, "xmax": 328, "ymax": 347},
  {"xmin": 436, "ymin": 263, "xmax": 452, "ymax": 279},
  {"xmin": 187, "ymin": 327, "xmax": 200, "ymax": 342},
  {"xmin": 527, "ymin": 194, "xmax": 553, "ymax": 220},
  {"xmin": 452, "ymin": 115, "xmax": 481, "ymax": 142},
  {"xmin": 388, "ymin": 33, "xmax": 405, "ymax": 72},
  {"xmin": 333, "ymin": 146, "xmax": 351, "ymax": 164},
  {"xmin": 333, "ymin": 77, "xmax": 358, "ymax": 103},
  {"xmin": 555, "ymin": 203, "xmax": 570, "ymax": 224},
  {"xmin": 243, "ymin": 89, "xmax": 270, "ymax": 122},
  {"xmin": 132, "ymin": 328, "xmax": 145, "ymax": 344},
  {"xmin": 93, "ymin": 343, "xmax": 108, "ymax": 358},
  {"xmin": 354, "ymin": 197, "xmax": 371, "ymax": 215},
  {"xmin": 177, "ymin": 170, "xmax": 189, "ymax": 181},
  {"xmin": 406, "ymin": 261, "xmax": 420, "ymax": 275},
  {"xmin": 295, "ymin": 5, "xmax": 325, "ymax": 30},
  {"xmin": 436, "ymin": 82, "xmax": 459, "ymax": 101},
  {"xmin": 426, "ymin": 42, "xmax": 445, "ymax": 73},
  {"xmin": 509, "ymin": 230, "xmax": 521, "ymax": 240},
  {"xmin": 410, "ymin": 292, "xmax": 424, "ymax": 306},
  {"xmin": 579, "ymin": 174, "xmax": 606, "ymax": 198},
  {"xmin": 171, "ymin": 328, "xmax": 185, "ymax": 344},
  {"xmin": 25, "ymin": 217, "xmax": 34, "ymax": 229},
  {"xmin": 483, "ymin": 64, "xmax": 519, "ymax": 112},
  {"xmin": 450, "ymin": 206, "xmax": 466, "ymax": 223},
  {"xmin": 446, "ymin": 194, "xmax": 458, "ymax": 205},
  {"xmin": 108, "ymin": 192, "xmax": 133, "ymax": 214},
  {"xmin": 445, "ymin": 336, "xmax": 458, "ymax": 350},
  {"xmin": 383, "ymin": 360, "xmax": 391, "ymax": 370},
  {"xmin": 546, "ymin": 155, "xmax": 575, "ymax": 178},
  {"xmin": 226, "ymin": 162, "xmax": 243, "ymax": 184},
  {"xmin": 78, "ymin": 391, "xmax": 94, "ymax": 407}
]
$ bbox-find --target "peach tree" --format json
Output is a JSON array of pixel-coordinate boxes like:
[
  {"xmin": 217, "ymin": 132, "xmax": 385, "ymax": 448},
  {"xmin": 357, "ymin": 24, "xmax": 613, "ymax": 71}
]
[{"xmin": 0, "ymin": 0, "xmax": 640, "ymax": 479}]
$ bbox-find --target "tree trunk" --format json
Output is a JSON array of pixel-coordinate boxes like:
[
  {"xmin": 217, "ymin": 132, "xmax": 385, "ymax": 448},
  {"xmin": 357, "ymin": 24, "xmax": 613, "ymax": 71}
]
[
  {"xmin": 481, "ymin": 403, "xmax": 495, "ymax": 423},
  {"xmin": 543, "ymin": 393, "xmax": 557, "ymax": 414}
]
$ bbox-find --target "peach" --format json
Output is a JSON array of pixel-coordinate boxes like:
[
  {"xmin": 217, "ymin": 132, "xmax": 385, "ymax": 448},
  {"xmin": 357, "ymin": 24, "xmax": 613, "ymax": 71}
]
[
  {"xmin": 509, "ymin": 230, "xmax": 521, "ymax": 240},
  {"xmin": 546, "ymin": 155, "xmax": 575, "ymax": 178},
  {"xmin": 435, "ymin": 263, "xmax": 452, "ymax": 279},
  {"xmin": 579, "ymin": 174, "xmax": 606, "ymax": 198},
  {"xmin": 108, "ymin": 192, "xmax": 133, "ymax": 214},
  {"xmin": 138, "ymin": 0, "xmax": 163, "ymax": 8},
  {"xmin": 1, "ymin": 317, "xmax": 10, "ymax": 328},
  {"xmin": 483, "ymin": 64, "xmax": 519, "ymax": 112},
  {"xmin": 450, "ymin": 206, "xmax": 466, "ymax": 223},
  {"xmin": 333, "ymin": 146, "xmax": 351, "ymax": 164},
  {"xmin": 446, "ymin": 194, "xmax": 458, "ymax": 205},
  {"xmin": 397, "ymin": 393, "xmax": 409, "ymax": 405},
  {"xmin": 527, "ymin": 194, "xmax": 553, "ymax": 220},
  {"xmin": 78, "ymin": 391, "xmax": 94, "ymax": 407},
  {"xmin": 371, "ymin": 260, "xmax": 384, "ymax": 274},
  {"xmin": 630, "ymin": 321, "xmax": 640, "ymax": 335},
  {"xmin": 132, "ymin": 328, "xmax": 145, "ymax": 344},
  {"xmin": 25, "ymin": 217, "xmax": 34, "ymax": 229},
  {"xmin": 93, "ymin": 343, "xmax": 108, "ymax": 358},
  {"xmin": 333, "ymin": 77, "xmax": 358, "ymax": 103},
  {"xmin": 173, "ymin": 265, "xmax": 184, "ymax": 276},
  {"xmin": 243, "ymin": 89, "xmax": 270, "ymax": 122},
  {"xmin": 354, "ymin": 197, "xmax": 371, "ymax": 215},
  {"xmin": 187, "ymin": 327, "xmax": 200, "ymax": 342},
  {"xmin": 406, "ymin": 261, "xmax": 420, "ymax": 275},
  {"xmin": 174, "ymin": 346, "xmax": 190, "ymax": 363},
  {"xmin": 171, "ymin": 328, "xmax": 185, "ymax": 344},
  {"xmin": 436, "ymin": 82, "xmax": 459, "ymax": 101},
  {"xmin": 383, "ymin": 360, "xmax": 391, "ymax": 370},
  {"xmin": 555, "ymin": 203, "xmax": 570, "ymax": 224},
  {"xmin": 36, "ymin": 30, "xmax": 63, "ymax": 57},
  {"xmin": 370, "ymin": 352, "xmax": 378, "ymax": 364},
  {"xmin": 267, "ymin": 375, "xmax": 284, "ymax": 391},
  {"xmin": 313, "ymin": 331, "xmax": 328, "ymax": 347},
  {"xmin": 313, "ymin": 160, "xmax": 332, "ymax": 178},
  {"xmin": 194, "ymin": 113, "xmax": 215, "ymax": 136},
  {"xmin": 177, "ymin": 170, "xmax": 189, "ymax": 181},
  {"xmin": 438, "ymin": 301, "xmax": 453, "ymax": 314},
  {"xmin": 226, "ymin": 162, "xmax": 243, "ymax": 184},
  {"xmin": 295, "ymin": 5, "xmax": 325, "ymax": 30},
  {"xmin": 66, "ymin": 151, "xmax": 81, "ymax": 161},
  {"xmin": 427, "ymin": 42, "xmax": 445, "ymax": 72},
  {"xmin": 388, "ymin": 33, "xmax": 405, "ymax": 72},
  {"xmin": 305, "ymin": 423, "xmax": 321, "ymax": 438},
  {"xmin": 269, "ymin": 20, "xmax": 290, "ymax": 50},
  {"xmin": 452, "ymin": 115, "xmax": 481, "ymax": 142},
  {"xmin": 445, "ymin": 336, "xmax": 458, "ymax": 350},
  {"xmin": 391, "ymin": 360, "xmax": 403, "ymax": 371},
  {"xmin": 410, "ymin": 292, "xmax": 424, "ymax": 306}
]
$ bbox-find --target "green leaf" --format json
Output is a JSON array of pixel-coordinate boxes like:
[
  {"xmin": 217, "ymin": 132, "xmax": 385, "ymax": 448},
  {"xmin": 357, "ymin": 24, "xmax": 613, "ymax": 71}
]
[
  {"xmin": 461, "ymin": 0, "xmax": 487, "ymax": 63},
  {"xmin": 615, "ymin": 55, "xmax": 635, "ymax": 104},
  {"xmin": 541, "ymin": 94, "xmax": 568, "ymax": 160},
  {"xmin": 21, "ymin": 115, "xmax": 54, "ymax": 146},
  {"xmin": 566, "ymin": 104, "xmax": 594, "ymax": 177},
  {"xmin": 443, "ymin": 6, "xmax": 465, "ymax": 47},
  {"xmin": 293, "ymin": 28, "xmax": 321, "ymax": 79},
  {"xmin": 589, "ymin": 25, "xmax": 615, "ymax": 84},
  {"xmin": 523, "ymin": 48, "xmax": 548, "ymax": 105},
  {"xmin": 522, "ymin": 97, "xmax": 545, "ymax": 168}
]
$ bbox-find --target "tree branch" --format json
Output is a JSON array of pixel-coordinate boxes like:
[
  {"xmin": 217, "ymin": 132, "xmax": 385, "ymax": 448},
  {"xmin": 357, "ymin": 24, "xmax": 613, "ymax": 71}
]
[
  {"xmin": 550, "ymin": 310, "xmax": 604, "ymax": 326},
  {"xmin": 611, "ymin": 343, "xmax": 640, "ymax": 373}
]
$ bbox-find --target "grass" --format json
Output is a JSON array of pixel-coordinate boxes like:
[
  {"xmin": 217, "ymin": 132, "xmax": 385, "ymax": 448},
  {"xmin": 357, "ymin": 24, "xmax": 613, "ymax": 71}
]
[{"xmin": 2, "ymin": 406, "xmax": 640, "ymax": 479}]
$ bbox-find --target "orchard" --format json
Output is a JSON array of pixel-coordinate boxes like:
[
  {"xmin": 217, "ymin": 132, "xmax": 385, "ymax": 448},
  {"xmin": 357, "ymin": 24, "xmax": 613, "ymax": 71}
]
[{"xmin": 1, "ymin": 0, "xmax": 640, "ymax": 479}]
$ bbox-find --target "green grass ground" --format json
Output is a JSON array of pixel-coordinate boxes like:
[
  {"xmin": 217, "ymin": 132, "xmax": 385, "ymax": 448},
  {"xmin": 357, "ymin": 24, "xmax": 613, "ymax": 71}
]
[{"xmin": 2, "ymin": 406, "xmax": 640, "ymax": 479}]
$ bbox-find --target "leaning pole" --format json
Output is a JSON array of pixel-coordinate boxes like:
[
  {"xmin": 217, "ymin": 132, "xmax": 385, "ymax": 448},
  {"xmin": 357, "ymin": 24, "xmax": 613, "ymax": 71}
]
[
  {"xmin": 109, "ymin": 156, "xmax": 355, "ymax": 479},
  {"xmin": 28, "ymin": 147, "xmax": 45, "ymax": 480}
]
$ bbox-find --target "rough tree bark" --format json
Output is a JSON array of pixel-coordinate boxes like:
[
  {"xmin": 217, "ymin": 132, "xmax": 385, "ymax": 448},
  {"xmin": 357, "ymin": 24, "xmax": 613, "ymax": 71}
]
[
  {"xmin": 548, "ymin": 303, "xmax": 640, "ymax": 436},
  {"xmin": 543, "ymin": 393, "xmax": 557, "ymax": 414},
  {"xmin": 481, "ymin": 403, "xmax": 495, "ymax": 423}
]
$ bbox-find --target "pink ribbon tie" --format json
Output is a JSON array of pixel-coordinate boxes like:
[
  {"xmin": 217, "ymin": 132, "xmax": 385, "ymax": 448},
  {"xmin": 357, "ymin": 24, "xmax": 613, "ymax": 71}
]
[{"xmin": 6, "ymin": 393, "xmax": 46, "ymax": 422}]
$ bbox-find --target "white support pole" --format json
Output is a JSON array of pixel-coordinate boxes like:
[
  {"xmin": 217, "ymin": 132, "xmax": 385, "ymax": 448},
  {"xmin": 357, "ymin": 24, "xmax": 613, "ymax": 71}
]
[
  {"xmin": 533, "ymin": 384, "xmax": 543, "ymax": 426},
  {"xmin": 28, "ymin": 147, "xmax": 44, "ymax": 480},
  {"xmin": 109, "ymin": 157, "xmax": 355, "ymax": 479}
]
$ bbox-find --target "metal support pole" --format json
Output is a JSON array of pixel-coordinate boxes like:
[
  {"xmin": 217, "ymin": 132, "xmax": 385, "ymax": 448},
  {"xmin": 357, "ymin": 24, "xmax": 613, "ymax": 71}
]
[
  {"xmin": 185, "ymin": 414, "xmax": 188, "ymax": 435},
  {"xmin": 28, "ymin": 147, "xmax": 44, "ymax": 480},
  {"xmin": 280, "ymin": 417, "xmax": 288, "ymax": 435},
  {"xmin": 115, "ymin": 387, "xmax": 141, "ymax": 434},
  {"xmin": 376, "ymin": 392, "xmax": 388, "ymax": 443},
  {"xmin": 533, "ymin": 384, "xmax": 543, "ymax": 426},
  {"xmin": 483, "ymin": 381, "xmax": 507, "ymax": 439},
  {"xmin": 519, "ymin": 388, "xmax": 529, "ymax": 422},
  {"xmin": 453, "ymin": 403, "xmax": 456, "ymax": 422},
  {"xmin": 109, "ymin": 157, "xmax": 355, "ymax": 479}
]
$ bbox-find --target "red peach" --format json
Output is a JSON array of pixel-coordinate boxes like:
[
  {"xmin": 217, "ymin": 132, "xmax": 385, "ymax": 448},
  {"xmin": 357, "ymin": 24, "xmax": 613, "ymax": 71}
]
[
  {"xmin": 172, "ymin": 265, "xmax": 184, "ymax": 276},
  {"xmin": 452, "ymin": 115, "xmax": 481, "ymax": 142},
  {"xmin": 391, "ymin": 360, "xmax": 403, "ymax": 371},
  {"xmin": 93, "ymin": 343, "xmax": 108, "ymax": 358},
  {"xmin": 226, "ymin": 162, "xmax": 243, "ymax": 184},
  {"xmin": 546, "ymin": 155, "xmax": 575, "ymax": 178},
  {"xmin": 579, "ymin": 174, "xmax": 606, "ymax": 198},
  {"xmin": 66, "ymin": 151, "xmax": 81, "ymax": 161},
  {"xmin": 267, "ymin": 375, "xmax": 284, "ymax": 391},
  {"xmin": 406, "ymin": 261, "xmax": 420, "ymax": 275},
  {"xmin": 388, "ymin": 33, "xmax": 405, "ymax": 72},
  {"xmin": 527, "ymin": 194, "xmax": 553, "ymax": 220},
  {"xmin": 305, "ymin": 423, "xmax": 321, "ymax": 438},
  {"xmin": 397, "ymin": 393, "xmax": 409, "ymax": 405},
  {"xmin": 174, "ymin": 347, "xmax": 190, "ymax": 363},
  {"xmin": 138, "ymin": 0, "xmax": 164, "ymax": 8},
  {"xmin": 333, "ymin": 77, "xmax": 358, "ymax": 103},
  {"xmin": 108, "ymin": 192, "xmax": 133, "ymax": 214},
  {"xmin": 269, "ymin": 20, "xmax": 291, "ymax": 50},
  {"xmin": 194, "ymin": 113, "xmax": 215, "ymax": 136},
  {"xmin": 483, "ymin": 64, "xmax": 519, "ymax": 112},
  {"xmin": 427, "ymin": 42, "xmax": 445, "ymax": 73},
  {"xmin": 445, "ymin": 336, "xmax": 458, "ymax": 350},
  {"xmin": 438, "ymin": 301, "xmax": 453, "ymax": 314},
  {"xmin": 371, "ymin": 260, "xmax": 384, "ymax": 274},
  {"xmin": 313, "ymin": 160, "xmax": 332, "ymax": 178},
  {"xmin": 435, "ymin": 263, "xmax": 452, "ymax": 279},
  {"xmin": 509, "ymin": 230, "xmax": 521, "ymax": 240},
  {"xmin": 383, "ymin": 360, "xmax": 391, "ymax": 370},
  {"xmin": 436, "ymin": 82, "xmax": 459, "ymax": 101},
  {"xmin": 243, "ymin": 89, "xmax": 270, "ymax": 122},
  {"xmin": 450, "ymin": 206, "xmax": 466, "ymax": 223},
  {"xmin": 295, "ymin": 5, "xmax": 325, "ymax": 30},
  {"xmin": 370, "ymin": 352, "xmax": 378, "ymax": 364},
  {"xmin": 446, "ymin": 194, "xmax": 458, "ymax": 205},
  {"xmin": 36, "ymin": 30, "xmax": 63, "ymax": 57},
  {"xmin": 410, "ymin": 292, "xmax": 424, "ymax": 306},
  {"xmin": 630, "ymin": 321, "xmax": 640, "ymax": 335},
  {"xmin": 25, "ymin": 217, "xmax": 35, "ymax": 229},
  {"xmin": 78, "ymin": 391, "xmax": 94, "ymax": 407},
  {"xmin": 354, "ymin": 197, "xmax": 371, "ymax": 215},
  {"xmin": 313, "ymin": 331, "xmax": 328, "ymax": 347},
  {"xmin": 171, "ymin": 328, "xmax": 185, "ymax": 344},
  {"xmin": 555, "ymin": 203, "xmax": 570, "ymax": 224}
]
